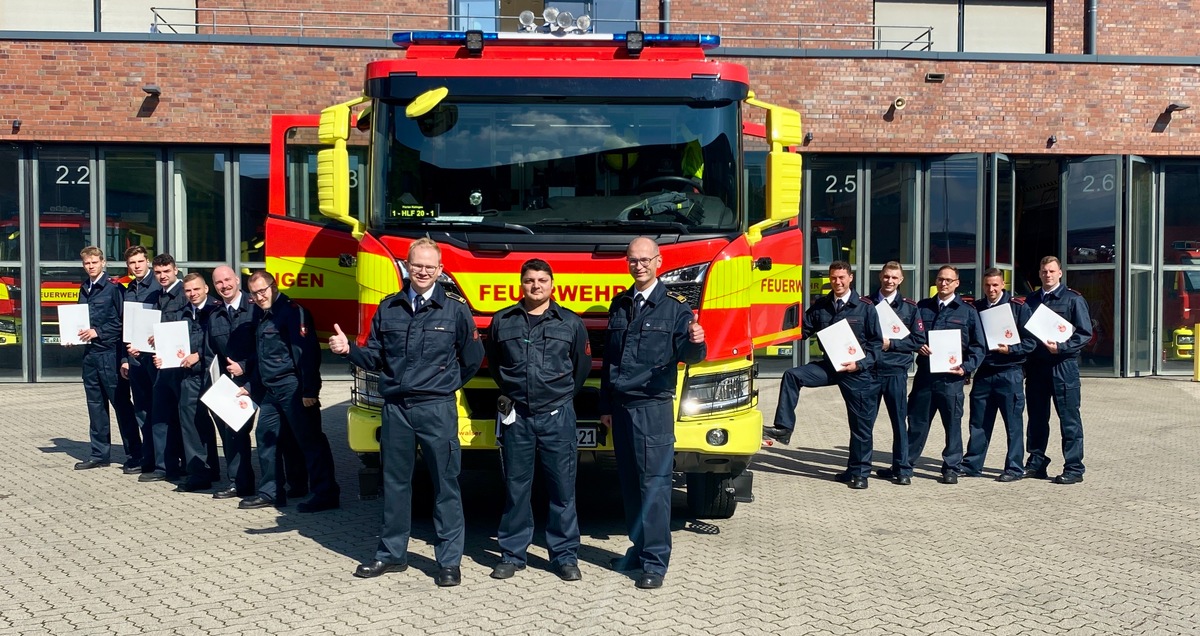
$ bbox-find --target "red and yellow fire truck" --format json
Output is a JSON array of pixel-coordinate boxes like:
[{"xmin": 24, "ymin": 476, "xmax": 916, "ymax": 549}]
[{"xmin": 266, "ymin": 21, "xmax": 804, "ymax": 518}]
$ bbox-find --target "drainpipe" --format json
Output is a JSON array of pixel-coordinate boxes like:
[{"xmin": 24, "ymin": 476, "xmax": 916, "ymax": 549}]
[
  {"xmin": 1084, "ymin": 0, "xmax": 1097, "ymax": 54},
  {"xmin": 660, "ymin": 0, "xmax": 670, "ymax": 33}
]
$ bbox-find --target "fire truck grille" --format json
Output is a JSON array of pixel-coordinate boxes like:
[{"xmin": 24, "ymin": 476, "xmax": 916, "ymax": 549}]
[{"xmin": 665, "ymin": 283, "xmax": 702, "ymax": 308}]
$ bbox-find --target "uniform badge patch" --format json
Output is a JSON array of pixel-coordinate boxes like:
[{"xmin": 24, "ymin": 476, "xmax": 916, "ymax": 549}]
[{"xmin": 300, "ymin": 323, "xmax": 308, "ymax": 337}]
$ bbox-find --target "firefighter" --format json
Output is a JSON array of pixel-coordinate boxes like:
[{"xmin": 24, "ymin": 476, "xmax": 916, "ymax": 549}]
[
  {"xmin": 961, "ymin": 268, "xmax": 1037, "ymax": 481},
  {"xmin": 1023, "ymin": 256, "xmax": 1091, "ymax": 484},
  {"xmin": 869, "ymin": 262, "xmax": 926, "ymax": 486},
  {"xmin": 238, "ymin": 271, "xmax": 340, "ymax": 511},
  {"xmin": 763, "ymin": 261, "xmax": 882, "ymax": 490},
  {"xmin": 332, "ymin": 238, "xmax": 483, "ymax": 587},
  {"xmin": 485, "ymin": 258, "xmax": 590, "ymax": 583},
  {"xmin": 138, "ymin": 253, "xmax": 189, "ymax": 482},
  {"xmin": 154, "ymin": 272, "xmax": 220, "ymax": 492},
  {"xmin": 72, "ymin": 246, "xmax": 128, "ymax": 471},
  {"xmin": 120, "ymin": 246, "xmax": 157, "ymax": 476},
  {"xmin": 600, "ymin": 237, "xmax": 706, "ymax": 590},
  {"xmin": 903, "ymin": 266, "xmax": 986, "ymax": 485},
  {"xmin": 206, "ymin": 265, "xmax": 257, "ymax": 499}
]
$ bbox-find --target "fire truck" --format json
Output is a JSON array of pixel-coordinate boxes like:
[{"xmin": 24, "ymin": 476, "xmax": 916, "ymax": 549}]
[{"xmin": 266, "ymin": 17, "xmax": 804, "ymax": 518}]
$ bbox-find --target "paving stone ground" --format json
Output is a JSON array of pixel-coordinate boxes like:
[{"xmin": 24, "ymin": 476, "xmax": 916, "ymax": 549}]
[{"xmin": 0, "ymin": 376, "xmax": 1198, "ymax": 635}]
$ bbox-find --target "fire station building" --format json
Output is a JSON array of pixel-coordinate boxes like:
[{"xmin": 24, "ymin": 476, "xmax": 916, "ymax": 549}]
[{"xmin": 1, "ymin": 0, "xmax": 1198, "ymax": 380}]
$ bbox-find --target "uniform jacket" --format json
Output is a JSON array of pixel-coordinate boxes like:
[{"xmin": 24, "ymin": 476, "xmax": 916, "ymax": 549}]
[
  {"xmin": 252, "ymin": 293, "xmax": 322, "ymax": 399},
  {"xmin": 600, "ymin": 281, "xmax": 706, "ymax": 412},
  {"xmin": 803, "ymin": 289, "xmax": 882, "ymax": 375},
  {"xmin": 486, "ymin": 299, "xmax": 590, "ymax": 415},
  {"xmin": 1023, "ymin": 286, "xmax": 1093, "ymax": 363},
  {"xmin": 77, "ymin": 273, "xmax": 124, "ymax": 355},
  {"xmin": 156, "ymin": 279, "xmax": 190, "ymax": 323},
  {"xmin": 208, "ymin": 292, "xmax": 256, "ymax": 382},
  {"xmin": 872, "ymin": 290, "xmax": 926, "ymax": 375},
  {"xmin": 180, "ymin": 297, "xmax": 220, "ymax": 380},
  {"xmin": 973, "ymin": 291, "xmax": 1037, "ymax": 369},
  {"xmin": 123, "ymin": 273, "xmax": 161, "ymax": 366},
  {"xmin": 914, "ymin": 294, "xmax": 987, "ymax": 377},
  {"xmin": 345, "ymin": 282, "xmax": 484, "ymax": 401}
]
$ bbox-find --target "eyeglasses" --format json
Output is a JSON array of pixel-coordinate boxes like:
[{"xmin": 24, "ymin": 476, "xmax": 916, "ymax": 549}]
[
  {"xmin": 626, "ymin": 256, "xmax": 660, "ymax": 268},
  {"xmin": 935, "ymin": 277, "xmax": 959, "ymax": 284},
  {"xmin": 248, "ymin": 285, "xmax": 274, "ymax": 298},
  {"xmin": 408, "ymin": 263, "xmax": 440, "ymax": 273}
]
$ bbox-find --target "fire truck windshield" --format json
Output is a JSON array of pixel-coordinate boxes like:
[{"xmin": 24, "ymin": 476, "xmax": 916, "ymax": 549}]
[{"xmin": 377, "ymin": 100, "xmax": 740, "ymax": 234}]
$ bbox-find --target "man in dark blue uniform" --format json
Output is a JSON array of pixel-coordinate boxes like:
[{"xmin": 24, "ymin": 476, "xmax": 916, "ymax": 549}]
[
  {"xmin": 159, "ymin": 272, "xmax": 221, "ymax": 492},
  {"xmin": 902, "ymin": 266, "xmax": 986, "ymax": 484},
  {"xmin": 870, "ymin": 262, "xmax": 926, "ymax": 486},
  {"xmin": 139, "ymin": 253, "xmax": 189, "ymax": 482},
  {"xmin": 763, "ymin": 260, "xmax": 882, "ymax": 490},
  {"xmin": 239, "ymin": 271, "xmax": 340, "ymax": 511},
  {"xmin": 961, "ymin": 268, "xmax": 1037, "ymax": 482},
  {"xmin": 120, "ymin": 246, "xmax": 157, "ymax": 475},
  {"xmin": 207, "ymin": 265, "xmax": 257, "ymax": 499},
  {"xmin": 1023, "ymin": 256, "xmax": 1091, "ymax": 484},
  {"xmin": 73, "ymin": 246, "xmax": 129, "ymax": 470},
  {"xmin": 601, "ymin": 237, "xmax": 706, "ymax": 590},
  {"xmin": 486, "ymin": 258, "xmax": 591, "ymax": 583},
  {"xmin": 332, "ymin": 238, "xmax": 483, "ymax": 587}
]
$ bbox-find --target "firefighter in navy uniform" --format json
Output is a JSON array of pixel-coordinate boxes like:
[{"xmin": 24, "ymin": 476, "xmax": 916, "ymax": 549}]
[
  {"xmin": 763, "ymin": 260, "xmax": 882, "ymax": 490},
  {"xmin": 239, "ymin": 271, "xmax": 340, "ymax": 511},
  {"xmin": 486, "ymin": 258, "xmax": 591, "ymax": 583},
  {"xmin": 206, "ymin": 265, "xmax": 257, "ymax": 499},
  {"xmin": 120, "ymin": 246, "xmax": 157, "ymax": 476},
  {"xmin": 332, "ymin": 238, "xmax": 484, "ymax": 587},
  {"xmin": 600, "ymin": 237, "xmax": 706, "ymax": 590},
  {"xmin": 902, "ymin": 266, "xmax": 986, "ymax": 485},
  {"xmin": 961, "ymin": 268, "xmax": 1038, "ymax": 481},
  {"xmin": 1023, "ymin": 256, "xmax": 1091, "ymax": 485},
  {"xmin": 73, "ymin": 246, "xmax": 129, "ymax": 470},
  {"xmin": 157, "ymin": 272, "xmax": 221, "ymax": 492},
  {"xmin": 139, "ymin": 253, "xmax": 189, "ymax": 482},
  {"xmin": 869, "ymin": 262, "xmax": 926, "ymax": 486}
]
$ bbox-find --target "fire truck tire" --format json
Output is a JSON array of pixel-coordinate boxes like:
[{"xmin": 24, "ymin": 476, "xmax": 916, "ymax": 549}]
[{"xmin": 685, "ymin": 472, "xmax": 738, "ymax": 519}]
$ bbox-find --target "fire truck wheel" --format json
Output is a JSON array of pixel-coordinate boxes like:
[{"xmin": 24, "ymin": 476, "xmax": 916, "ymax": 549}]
[{"xmin": 685, "ymin": 472, "xmax": 738, "ymax": 519}]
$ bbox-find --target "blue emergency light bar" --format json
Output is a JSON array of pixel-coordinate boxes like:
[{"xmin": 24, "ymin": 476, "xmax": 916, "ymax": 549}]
[{"xmin": 393, "ymin": 30, "xmax": 720, "ymax": 50}]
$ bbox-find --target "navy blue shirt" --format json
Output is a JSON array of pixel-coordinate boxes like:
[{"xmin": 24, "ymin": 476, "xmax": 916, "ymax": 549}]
[
  {"xmin": 345, "ymin": 282, "xmax": 484, "ymax": 401},
  {"xmin": 77, "ymin": 273, "xmax": 124, "ymax": 354},
  {"xmin": 803, "ymin": 290, "xmax": 882, "ymax": 375},
  {"xmin": 487, "ymin": 300, "xmax": 590, "ymax": 415},
  {"xmin": 181, "ymin": 297, "xmax": 220, "ymax": 380},
  {"xmin": 600, "ymin": 281, "xmax": 706, "ymax": 411},
  {"xmin": 208, "ymin": 293, "xmax": 255, "ymax": 381},
  {"xmin": 872, "ymin": 290, "xmax": 927, "ymax": 375},
  {"xmin": 1024, "ymin": 286, "xmax": 1093, "ymax": 363},
  {"xmin": 973, "ymin": 291, "xmax": 1037, "ymax": 369},
  {"xmin": 914, "ymin": 294, "xmax": 986, "ymax": 376}
]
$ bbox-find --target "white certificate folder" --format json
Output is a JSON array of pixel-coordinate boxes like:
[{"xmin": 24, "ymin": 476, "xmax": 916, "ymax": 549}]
[
  {"xmin": 928, "ymin": 329, "xmax": 963, "ymax": 373},
  {"xmin": 875, "ymin": 300, "xmax": 911, "ymax": 340},
  {"xmin": 816, "ymin": 319, "xmax": 866, "ymax": 370},
  {"xmin": 122, "ymin": 302, "xmax": 160, "ymax": 353},
  {"xmin": 980, "ymin": 304, "xmax": 1021, "ymax": 349},
  {"xmin": 56, "ymin": 304, "xmax": 90, "ymax": 346},
  {"xmin": 201, "ymin": 375, "xmax": 257, "ymax": 432},
  {"xmin": 152, "ymin": 321, "xmax": 191, "ymax": 369},
  {"xmin": 1025, "ymin": 304, "xmax": 1076, "ymax": 344}
]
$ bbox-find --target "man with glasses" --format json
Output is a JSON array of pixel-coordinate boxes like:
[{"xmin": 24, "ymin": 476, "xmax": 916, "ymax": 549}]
[
  {"xmin": 332, "ymin": 238, "xmax": 483, "ymax": 587},
  {"xmin": 900, "ymin": 266, "xmax": 986, "ymax": 484},
  {"xmin": 238, "ymin": 271, "xmax": 340, "ymax": 512},
  {"xmin": 1023, "ymin": 256, "xmax": 1091, "ymax": 484},
  {"xmin": 764, "ymin": 260, "xmax": 882, "ymax": 490},
  {"xmin": 600, "ymin": 237, "xmax": 706, "ymax": 589}
]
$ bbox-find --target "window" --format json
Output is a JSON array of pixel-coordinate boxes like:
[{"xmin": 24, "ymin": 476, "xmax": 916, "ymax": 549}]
[
  {"xmin": 875, "ymin": 0, "xmax": 1047, "ymax": 53},
  {"xmin": 0, "ymin": 0, "xmax": 189, "ymax": 33}
]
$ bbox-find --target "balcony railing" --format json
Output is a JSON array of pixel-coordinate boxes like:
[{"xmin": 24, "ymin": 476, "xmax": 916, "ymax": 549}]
[{"xmin": 148, "ymin": 7, "xmax": 934, "ymax": 51}]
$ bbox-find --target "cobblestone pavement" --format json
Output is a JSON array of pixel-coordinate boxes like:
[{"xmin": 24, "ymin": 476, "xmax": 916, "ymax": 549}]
[{"xmin": 0, "ymin": 376, "xmax": 1198, "ymax": 635}]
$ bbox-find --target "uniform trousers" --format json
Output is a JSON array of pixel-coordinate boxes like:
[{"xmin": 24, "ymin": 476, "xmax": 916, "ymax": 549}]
[
  {"xmin": 1025, "ymin": 359, "xmax": 1085, "ymax": 476},
  {"xmin": 905, "ymin": 373, "xmax": 965, "ymax": 476},
  {"xmin": 81, "ymin": 349, "xmax": 119, "ymax": 463},
  {"xmin": 775, "ymin": 361, "xmax": 879, "ymax": 477},
  {"xmin": 962, "ymin": 366, "xmax": 1025, "ymax": 476},
  {"xmin": 611, "ymin": 400, "xmax": 674, "ymax": 576}
]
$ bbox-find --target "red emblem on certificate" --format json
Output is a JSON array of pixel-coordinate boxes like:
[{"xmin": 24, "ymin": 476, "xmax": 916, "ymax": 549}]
[
  {"xmin": 1004, "ymin": 329, "xmax": 1013, "ymax": 339},
  {"xmin": 891, "ymin": 324, "xmax": 901, "ymax": 334},
  {"xmin": 176, "ymin": 348, "xmax": 186, "ymax": 359},
  {"xmin": 1057, "ymin": 324, "xmax": 1067, "ymax": 333},
  {"xmin": 238, "ymin": 399, "xmax": 249, "ymax": 410},
  {"xmin": 847, "ymin": 345, "xmax": 857, "ymax": 355},
  {"xmin": 948, "ymin": 355, "xmax": 958, "ymax": 365}
]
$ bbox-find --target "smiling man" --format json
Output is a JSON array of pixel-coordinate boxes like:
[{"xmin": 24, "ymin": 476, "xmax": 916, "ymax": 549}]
[{"xmin": 485, "ymin": 258, "xmax": 590, "ymax": 583}]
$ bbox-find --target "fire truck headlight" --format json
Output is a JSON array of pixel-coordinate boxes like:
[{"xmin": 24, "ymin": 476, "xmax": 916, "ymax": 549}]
[
  {"xmin": 1179, "ymin": 335, "xmax": 1194, "ymax": 345},
  {"xmin": 518, "ymin": 10, "xmax": 536, "ymax": 29},
  {"xmin": 556, "ymin": 11, "xmax": 574, "ymax": 29},
  {"xmin": 575, "ymin": 15, "xmax": 591, "ymax": 32},
  {"xmin": 542, "ymin": 7, "xmax": 560, "ymax": 25},
  {"xmin": 660, "ymin": 262, "xmax": 710, "ymax": 286},
  {"xmin": 681, "ymin": 369, "xmax": 753, "ymax": 417}
]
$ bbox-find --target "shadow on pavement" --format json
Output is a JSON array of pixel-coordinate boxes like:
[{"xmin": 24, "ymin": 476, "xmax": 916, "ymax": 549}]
[{"xmin": 39, "ymin": 436, "xmax": 98, "ymax": 463}]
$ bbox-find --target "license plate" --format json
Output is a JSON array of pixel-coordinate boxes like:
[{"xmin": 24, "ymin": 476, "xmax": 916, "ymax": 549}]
[
  {"xmin": 43, "ymin": 335, "xmax": 60, "ymax": 344},
  {"xmin": 576, "ymin": 426, "xmax": 598, "ymax": 448}
]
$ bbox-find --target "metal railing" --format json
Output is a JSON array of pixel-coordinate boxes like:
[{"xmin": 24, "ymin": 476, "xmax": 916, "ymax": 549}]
[{"xmin": 148, "ymin": 7, "xmax": 934, "ymax": 50}]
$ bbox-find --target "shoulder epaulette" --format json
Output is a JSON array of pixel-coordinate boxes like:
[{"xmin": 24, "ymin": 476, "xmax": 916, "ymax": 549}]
[
  {"xmin": 669, "ymin": 292, "xmax": 688, "ymax": 304},
  {"xmin": 902, "ymin": 298, "xmax": 918, "ymax": 307},
  {"xmin": 445, "ymin": 291, "xmax": 467, "ymax": 304},
  {"xmin": 380, "ymin": 291, "xmax": 403, "ymax": 305},
  {"xmin": 1010, "ymin": 296, "xmax": 1026, "ymax": 305},
  {"xmin": 1066, "ymin": 288, "xmax": 1082, "ymax": 296},
  {"xmin": 858, "ymin": 296, "xmax": 875, "ymax": 305}
]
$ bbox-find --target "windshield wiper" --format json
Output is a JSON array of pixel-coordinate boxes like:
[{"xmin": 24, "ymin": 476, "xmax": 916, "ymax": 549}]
[
  {"xmin": 416, "ymin": 219, "xmax": 534, "ymax": 234},
  {"xmin": 535, "ymin": 220, "xmax": 689, "ymax": 234}
]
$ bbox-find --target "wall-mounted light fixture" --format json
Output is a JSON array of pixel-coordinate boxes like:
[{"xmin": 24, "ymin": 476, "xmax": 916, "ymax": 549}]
[
  {"xmin": 924, "ymin": 72, "xmax": 946, "ymax": 83},
  {"xmin": 1047, "ymin": 135, "xmax": 1057, "ymax": 146},
  {"xmin": 1167, "ymin": 103, "xmax": 1191, "ymax": 112},
  {"xmin": 803, "ymin": 132, "xmax": 814, "ymax": 144},
  {"xmin": 10, "ymin": 120, "xmax": 20, "ymax": 133},
  {"xmin": 142, "ymin": 84, "xmax": 162, "ymax": 96}
]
